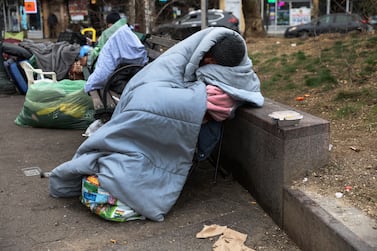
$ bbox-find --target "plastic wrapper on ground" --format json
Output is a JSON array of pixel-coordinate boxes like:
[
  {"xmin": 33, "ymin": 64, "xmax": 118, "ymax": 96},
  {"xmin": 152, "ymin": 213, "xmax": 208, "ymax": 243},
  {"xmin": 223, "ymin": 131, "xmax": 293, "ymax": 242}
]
[{"xmin": 81, "ymin": 176, "xmax": 145, "ymax": 222}]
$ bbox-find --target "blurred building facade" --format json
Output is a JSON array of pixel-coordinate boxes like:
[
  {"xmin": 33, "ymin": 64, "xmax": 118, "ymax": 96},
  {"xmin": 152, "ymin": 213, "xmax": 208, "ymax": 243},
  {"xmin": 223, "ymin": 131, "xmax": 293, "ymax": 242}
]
[
  {"xmin": 0, "ymin": 0, "xmax": 133, "ymax": 39},
  {"xmin": 0, "ymin": 0, "xmax": 364, "ymax": 40}
]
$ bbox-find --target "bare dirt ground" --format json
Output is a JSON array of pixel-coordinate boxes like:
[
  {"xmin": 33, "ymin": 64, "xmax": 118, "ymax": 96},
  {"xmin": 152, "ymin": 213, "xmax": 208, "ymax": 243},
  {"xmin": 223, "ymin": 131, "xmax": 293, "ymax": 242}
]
[{"xmin": 247, "ymin": 32, "xmax": 377, "ymax": 221}]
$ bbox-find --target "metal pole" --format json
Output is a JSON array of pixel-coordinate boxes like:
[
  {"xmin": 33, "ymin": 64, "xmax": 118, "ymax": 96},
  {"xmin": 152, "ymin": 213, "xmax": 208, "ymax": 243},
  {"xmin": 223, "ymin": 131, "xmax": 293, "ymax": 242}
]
[
  {"xmin": 346, "ymin": 0, "xmax": 350, "ymax": 13},
  {"xmin": 2, "ymin": 0, "xmax": 7, "ymax": 33},
  {"xmin": 201, "ymin": 0, "xmax": 208, "ymax": 29},
  {"xmin": 274, "ymin": 0, "xmax": 277, "ymax": 32},
  {"xmin": 144, "ymin": 0, "xmax": 150, "ymax": 34}
]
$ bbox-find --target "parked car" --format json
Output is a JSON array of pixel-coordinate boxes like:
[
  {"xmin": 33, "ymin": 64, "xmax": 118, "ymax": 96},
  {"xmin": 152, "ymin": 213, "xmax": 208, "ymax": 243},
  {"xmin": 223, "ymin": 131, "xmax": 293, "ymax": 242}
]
[
  {"xmin": 367, "ymin": 15, "xmax": 377, "ymax": 29},
  {"xmin": 154, "ymin": 9, "xmax": 240, "ymax": 40},
  {"xmin": 284, "ymin": 13, "xmax": 369, "ymax": 38}
]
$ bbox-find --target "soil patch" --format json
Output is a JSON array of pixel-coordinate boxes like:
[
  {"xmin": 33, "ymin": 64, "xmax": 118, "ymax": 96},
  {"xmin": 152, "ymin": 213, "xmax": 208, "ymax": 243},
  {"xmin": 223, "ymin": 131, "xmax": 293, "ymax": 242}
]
[{"xmin": 247, "ymin": 32, "xmax": 377, "ymax": 220}]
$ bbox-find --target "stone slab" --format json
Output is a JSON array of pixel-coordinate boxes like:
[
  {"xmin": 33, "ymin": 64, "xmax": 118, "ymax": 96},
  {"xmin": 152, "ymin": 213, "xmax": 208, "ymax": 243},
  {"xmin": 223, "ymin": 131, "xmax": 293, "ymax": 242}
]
[
  {"xmin": 220, "ymin": 98, "xmax": 330, "ymax": 226},
  {"xmin": 283, "ymin": 187, "xmax": 377, "ymax": 251}
]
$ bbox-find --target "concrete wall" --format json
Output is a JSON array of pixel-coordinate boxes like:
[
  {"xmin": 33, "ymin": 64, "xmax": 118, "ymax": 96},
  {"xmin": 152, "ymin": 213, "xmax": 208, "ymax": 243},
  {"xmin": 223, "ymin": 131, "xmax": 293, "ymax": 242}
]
[{"xmin": 220, "ymin": 98, "xmax": 330, "ymax": 226}]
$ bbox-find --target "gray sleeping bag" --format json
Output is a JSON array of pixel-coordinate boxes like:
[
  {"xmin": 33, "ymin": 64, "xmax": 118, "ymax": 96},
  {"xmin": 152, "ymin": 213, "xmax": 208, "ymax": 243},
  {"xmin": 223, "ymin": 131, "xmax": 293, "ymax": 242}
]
[{"xmin": 49, "ymin": 27, "xmax": 264, "ymax": 221}]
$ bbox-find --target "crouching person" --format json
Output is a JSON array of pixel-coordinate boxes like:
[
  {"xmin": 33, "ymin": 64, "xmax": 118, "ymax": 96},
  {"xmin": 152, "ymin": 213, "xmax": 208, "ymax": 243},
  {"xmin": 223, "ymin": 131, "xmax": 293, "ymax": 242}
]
[{"xmin": 49, "ymin": 27, "xmax": 264, "ymax": 222}]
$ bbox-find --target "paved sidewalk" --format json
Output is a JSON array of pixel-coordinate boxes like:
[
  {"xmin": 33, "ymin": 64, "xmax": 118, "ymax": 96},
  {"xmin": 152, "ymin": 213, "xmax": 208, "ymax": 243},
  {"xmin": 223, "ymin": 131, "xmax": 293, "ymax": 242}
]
[{"xmin": 0, "ymin": 94, "xmax": 300, "ymax": 251}]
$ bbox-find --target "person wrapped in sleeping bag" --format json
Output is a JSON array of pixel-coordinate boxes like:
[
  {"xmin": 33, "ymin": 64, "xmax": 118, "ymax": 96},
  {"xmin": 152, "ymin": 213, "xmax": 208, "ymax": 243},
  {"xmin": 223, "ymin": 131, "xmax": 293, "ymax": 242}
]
[{"xmin": 49, "ymin": 27, "xmax": 264, "ymax": 222}]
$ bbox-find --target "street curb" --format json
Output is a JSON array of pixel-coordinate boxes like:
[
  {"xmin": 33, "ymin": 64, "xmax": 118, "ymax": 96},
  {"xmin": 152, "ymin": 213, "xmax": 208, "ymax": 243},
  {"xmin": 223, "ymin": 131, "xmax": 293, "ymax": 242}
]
[{"xmin": 283, "ymin": 187, "xmax": 377, "ymax": 251}]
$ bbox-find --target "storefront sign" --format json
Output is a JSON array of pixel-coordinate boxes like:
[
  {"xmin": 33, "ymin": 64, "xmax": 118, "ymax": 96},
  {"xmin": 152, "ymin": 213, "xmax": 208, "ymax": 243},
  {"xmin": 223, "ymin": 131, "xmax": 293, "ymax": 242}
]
[
  {"xmin": 69, "ymin": 0, "xmax": 88, "ymax": 19},
  {"xmin": 24, "ymin": 0, "xmax": 37, "ymax": 14},
  {"xmin": 290, "ymin": 7, "xmax": 311, "ymax": 26}
]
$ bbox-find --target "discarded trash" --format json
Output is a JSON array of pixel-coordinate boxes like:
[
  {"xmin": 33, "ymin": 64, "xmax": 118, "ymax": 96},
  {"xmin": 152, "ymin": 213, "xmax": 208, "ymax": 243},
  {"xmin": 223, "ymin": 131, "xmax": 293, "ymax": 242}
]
[
  {"xmin": 303, "ymin": 177, "xmax": 308, "ymax": 183},
  {"xmin": 196, "ymin": 224, "xmax": 227, "ymax": 238},
  {"xmin": 22, "ymin": 167, "xmax": 41, "ymax": 176},
  {"xmin": 82, "ymin": 119, "xmax": 103, "ymax": 137},
  {"xmin": 329, "ymin": 144, "xmax": 333, "ymax": 151},
  {"xmin": 268, "ymin": 110, "xmax": 303, "ymax": 127},
  {"xmin": 40, "ymin": 171, "xmax": 52, "ymax": 178},
  {"xmin": 196, "ymin": 224, "xmax": 255, "ymax": 251},
  {"xmin": 81, "ymin": 175, "xmax": 145, "ymax": 222},
  {"xmin": 295, "ymin": 96, "xmax": 305, "ymax": 101},
  {"xmin": 349, "ymin": 146, "xmax": 360, "ymax": 152},
  {"xmin": 335, "ymin": 192, "xmax": 343, "ymax": 198},
  {"xmin": 291, "ymin": 43, "xmax": 297, "ymax": 47},
  {"xmin": 344, "ymin": 185, "xmax": 352, "ymax": 192}
]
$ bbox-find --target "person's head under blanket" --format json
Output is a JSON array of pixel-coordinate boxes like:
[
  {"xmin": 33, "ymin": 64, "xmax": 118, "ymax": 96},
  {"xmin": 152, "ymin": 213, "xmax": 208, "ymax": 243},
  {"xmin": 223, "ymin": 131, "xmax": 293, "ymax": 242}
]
[
  {"xmin": 197, "ymin": 31, "xmax": 251, "ymax": 123},
  {"xmin": 170, "ymin": 27, "xmax": 263, "ymax": 105},
  {"xmin": 200, "ymin": 33, "xmax": 245, "ymax": 67}
]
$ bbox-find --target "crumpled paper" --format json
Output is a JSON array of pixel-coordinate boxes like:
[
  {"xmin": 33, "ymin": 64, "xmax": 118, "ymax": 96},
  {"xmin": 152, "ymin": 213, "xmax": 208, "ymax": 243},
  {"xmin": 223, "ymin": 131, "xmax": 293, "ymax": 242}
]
[{"xmin": 196, "ymin": 224, "xmax": 255, "ymax": 251}]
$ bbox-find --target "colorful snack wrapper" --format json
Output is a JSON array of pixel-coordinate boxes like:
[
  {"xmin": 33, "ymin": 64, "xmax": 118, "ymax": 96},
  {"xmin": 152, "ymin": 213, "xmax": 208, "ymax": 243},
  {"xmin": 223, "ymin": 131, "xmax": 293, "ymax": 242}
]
[{"xmin": 81, "ymin": 175, "xmax": 145, "ymax": 222}]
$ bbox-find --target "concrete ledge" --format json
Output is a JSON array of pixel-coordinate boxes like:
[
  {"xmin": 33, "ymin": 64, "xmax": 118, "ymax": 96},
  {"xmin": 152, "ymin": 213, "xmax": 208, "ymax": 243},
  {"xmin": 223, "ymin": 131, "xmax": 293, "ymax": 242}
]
[
  {"xmin": 283, "ymin": 187, "xmax": 377, "ymax": 251},
  {"xmin": 220, "ymin": 98, "xmax": 330, "ymax": 226},
  {"xmin": 218, "ymin": 98, "xmax": 377, "ymax": 250}
]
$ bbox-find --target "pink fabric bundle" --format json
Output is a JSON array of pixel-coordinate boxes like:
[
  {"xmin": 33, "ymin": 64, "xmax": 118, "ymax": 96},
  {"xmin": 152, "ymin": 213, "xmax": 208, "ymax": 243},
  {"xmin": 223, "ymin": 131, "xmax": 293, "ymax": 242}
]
[{"xmin": 206, "ymin": 85, "xmax": 236, "ymax": 121}]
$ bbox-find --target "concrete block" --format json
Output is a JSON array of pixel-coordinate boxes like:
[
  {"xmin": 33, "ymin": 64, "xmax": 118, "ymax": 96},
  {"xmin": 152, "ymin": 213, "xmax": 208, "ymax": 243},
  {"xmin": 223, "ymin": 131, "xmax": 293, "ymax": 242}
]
[
  {"xmin": 283, "ymin": 187, "xmax": 377, "ymax": 251},
  {"xmin": 220, "ymin": 98, "xmax": 330, "ymax": 226}
]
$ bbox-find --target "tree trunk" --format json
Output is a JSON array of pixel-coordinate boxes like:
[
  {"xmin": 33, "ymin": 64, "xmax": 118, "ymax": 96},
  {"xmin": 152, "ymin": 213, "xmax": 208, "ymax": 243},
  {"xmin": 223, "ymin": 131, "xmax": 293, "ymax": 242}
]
[
  {"xmin": 242, "ymin": 0, "xmax": 265, "ymax": 40},
  {"xmin": 312, "ymin": 0, "xmax": 319, "ymax": 18},
  {"xmin": 144, "ymin": 0, "xmax": 152, "ymax": 33},
  {"xmin": 128, "ymin": 0, "xmax": 136, "ymax": 25}
]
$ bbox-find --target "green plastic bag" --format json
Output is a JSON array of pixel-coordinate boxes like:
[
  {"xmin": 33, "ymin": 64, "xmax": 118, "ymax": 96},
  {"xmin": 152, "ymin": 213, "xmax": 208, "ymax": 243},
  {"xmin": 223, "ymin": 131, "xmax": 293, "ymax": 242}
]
[{"xmin": 15, "ymin": 79, "xmax": 95, "ymax": 129}]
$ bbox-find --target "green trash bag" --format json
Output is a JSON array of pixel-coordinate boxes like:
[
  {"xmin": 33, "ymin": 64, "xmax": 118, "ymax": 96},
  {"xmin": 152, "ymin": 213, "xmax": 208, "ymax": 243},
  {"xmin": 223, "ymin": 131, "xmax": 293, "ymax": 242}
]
[{"xmin": 15, "ymin": 79, "xmax": 95, "ymax": 129}]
